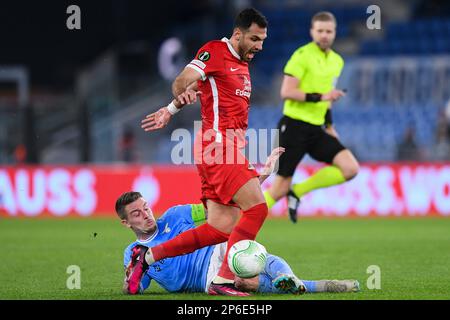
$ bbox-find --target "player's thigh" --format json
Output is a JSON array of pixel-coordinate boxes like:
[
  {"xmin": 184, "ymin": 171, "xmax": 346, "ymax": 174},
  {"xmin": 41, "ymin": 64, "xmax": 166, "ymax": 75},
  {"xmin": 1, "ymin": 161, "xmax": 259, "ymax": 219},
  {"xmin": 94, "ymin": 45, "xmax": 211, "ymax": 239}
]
[
  {"xmin": 206, "ymin": 200, "xmax": 240, "ymax": 234},
  {"xmin": 232, "ymin": 177, "xmax": 266, "ymax": 211},
  {"xmin": 277, "ymin": 145, "xmax": 306, "ymax": 178},
  {"xmin": 309, "ymin": 130, "xmax": 346, "ymax": 164}
]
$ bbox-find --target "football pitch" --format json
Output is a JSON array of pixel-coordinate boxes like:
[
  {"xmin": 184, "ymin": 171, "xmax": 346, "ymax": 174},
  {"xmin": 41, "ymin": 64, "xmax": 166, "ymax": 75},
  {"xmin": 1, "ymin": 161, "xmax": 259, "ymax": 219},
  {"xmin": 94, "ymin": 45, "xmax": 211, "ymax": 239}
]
[{"xmin": 1, "ymin": 217, "xmax": 449, "ymax": 300}]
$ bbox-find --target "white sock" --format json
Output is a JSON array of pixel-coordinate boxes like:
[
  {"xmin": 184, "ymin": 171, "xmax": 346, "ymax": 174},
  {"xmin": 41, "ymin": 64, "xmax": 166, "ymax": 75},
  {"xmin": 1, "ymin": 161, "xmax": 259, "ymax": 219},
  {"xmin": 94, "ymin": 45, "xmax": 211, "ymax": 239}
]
[{"xmin": 212, "ymin": 276, "xmax": 234, "ymax": 284}]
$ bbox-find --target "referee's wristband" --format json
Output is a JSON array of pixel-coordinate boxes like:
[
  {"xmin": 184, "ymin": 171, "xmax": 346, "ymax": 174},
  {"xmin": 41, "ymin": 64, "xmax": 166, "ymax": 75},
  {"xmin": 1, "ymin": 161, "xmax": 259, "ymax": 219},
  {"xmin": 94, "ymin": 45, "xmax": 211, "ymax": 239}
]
[
  {"xmin": 305, "ymin": 93, "xmax": 322, "ymax": 103},
  {"xmin": 166, "ymin": 102, "xmax": 180, "ymax": 115}
]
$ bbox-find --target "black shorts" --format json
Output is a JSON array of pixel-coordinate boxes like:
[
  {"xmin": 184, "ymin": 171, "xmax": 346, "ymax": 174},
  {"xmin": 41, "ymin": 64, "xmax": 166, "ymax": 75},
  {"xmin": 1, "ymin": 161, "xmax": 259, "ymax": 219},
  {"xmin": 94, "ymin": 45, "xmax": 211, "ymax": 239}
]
[{"xmin": 276, "ymin": 115, "xmax": 346, "ymax": 177}]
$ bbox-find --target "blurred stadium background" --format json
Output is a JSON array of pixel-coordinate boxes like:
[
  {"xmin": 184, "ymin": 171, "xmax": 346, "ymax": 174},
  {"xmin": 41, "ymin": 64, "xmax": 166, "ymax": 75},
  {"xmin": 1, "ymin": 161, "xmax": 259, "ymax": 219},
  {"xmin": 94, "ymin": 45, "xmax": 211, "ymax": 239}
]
[
  {"xmin": 1, "ymin": 0, "xmax": 450, "ymax": 218},
  {"xmin": 1, "ymin": 0, "xmax": 450, "ymax": 300}
]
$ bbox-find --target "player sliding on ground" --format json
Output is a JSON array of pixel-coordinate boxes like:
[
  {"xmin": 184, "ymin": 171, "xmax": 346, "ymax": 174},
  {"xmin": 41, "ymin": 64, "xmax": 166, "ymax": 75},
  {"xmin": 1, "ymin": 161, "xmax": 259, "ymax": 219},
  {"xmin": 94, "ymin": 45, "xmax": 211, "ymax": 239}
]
[
  {"xmin": 263, "ymin": 12, "xmax": 359, "ymax": 223},
  {"xmin": 137, "ymin": 8, "xmax": 272, "ymax": 296},
  {"xmin": 116, "ymin": 191, "xmax": 360, "ymax": 295}
]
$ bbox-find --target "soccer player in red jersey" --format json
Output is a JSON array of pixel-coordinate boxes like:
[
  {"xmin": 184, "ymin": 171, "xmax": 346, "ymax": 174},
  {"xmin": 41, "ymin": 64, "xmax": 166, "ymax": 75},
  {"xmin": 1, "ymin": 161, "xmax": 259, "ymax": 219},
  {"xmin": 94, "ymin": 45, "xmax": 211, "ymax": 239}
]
[{"xmin": 135, "ymin": 8, "xmax": 269, "ymax": 296}]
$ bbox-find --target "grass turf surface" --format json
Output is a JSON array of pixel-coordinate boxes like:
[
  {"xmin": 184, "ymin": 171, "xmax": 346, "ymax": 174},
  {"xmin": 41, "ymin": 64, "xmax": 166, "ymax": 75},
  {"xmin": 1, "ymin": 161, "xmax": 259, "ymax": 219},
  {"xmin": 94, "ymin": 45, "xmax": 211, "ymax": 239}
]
[{"xmin": 1, "ymin": 217, "xmax": 449, "ymax": 300}]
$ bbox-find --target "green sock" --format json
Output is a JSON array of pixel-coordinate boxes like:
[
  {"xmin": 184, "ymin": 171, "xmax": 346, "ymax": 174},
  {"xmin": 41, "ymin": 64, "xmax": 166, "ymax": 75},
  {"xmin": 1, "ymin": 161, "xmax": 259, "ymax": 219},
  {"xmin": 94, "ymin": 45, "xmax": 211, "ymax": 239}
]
[
  {"xmin": 292, "ymin": 166, "xmax": 346, "ymax": 198},
  {"xmin": 264, "ymin": 191, "xmax": 277, "ymax": 209}
]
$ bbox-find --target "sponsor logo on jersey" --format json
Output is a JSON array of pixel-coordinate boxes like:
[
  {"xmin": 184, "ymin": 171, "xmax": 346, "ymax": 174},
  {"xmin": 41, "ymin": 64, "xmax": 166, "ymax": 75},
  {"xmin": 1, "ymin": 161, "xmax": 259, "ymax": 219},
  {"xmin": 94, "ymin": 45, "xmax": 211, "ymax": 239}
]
[{"xmin": 235, "ymin": 75, "xmax": 251, "ymax": 97}]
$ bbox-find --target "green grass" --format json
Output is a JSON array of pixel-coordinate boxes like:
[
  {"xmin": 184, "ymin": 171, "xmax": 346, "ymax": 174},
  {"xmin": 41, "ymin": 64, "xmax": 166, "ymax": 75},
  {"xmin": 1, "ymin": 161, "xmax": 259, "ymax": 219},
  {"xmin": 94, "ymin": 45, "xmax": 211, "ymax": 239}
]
[{"xmin": 1, "ymin": 217, "xmax": 449, "ymax": 300}]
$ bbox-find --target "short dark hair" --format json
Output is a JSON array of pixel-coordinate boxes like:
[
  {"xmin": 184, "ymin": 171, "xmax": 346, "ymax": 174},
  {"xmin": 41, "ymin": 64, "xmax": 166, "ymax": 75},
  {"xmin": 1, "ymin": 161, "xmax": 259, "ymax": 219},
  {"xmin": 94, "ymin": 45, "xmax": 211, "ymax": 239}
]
[
  {"xmin": 311, "ymin": 11, "xmax": 337, "ymax": 28},
  {"xmin": 234, "ymin": 8, "xmax": 268, "ymax": 31},
  {"xmin": 115, "ymin": 191, "xmax": 142, "ymax": 220}
]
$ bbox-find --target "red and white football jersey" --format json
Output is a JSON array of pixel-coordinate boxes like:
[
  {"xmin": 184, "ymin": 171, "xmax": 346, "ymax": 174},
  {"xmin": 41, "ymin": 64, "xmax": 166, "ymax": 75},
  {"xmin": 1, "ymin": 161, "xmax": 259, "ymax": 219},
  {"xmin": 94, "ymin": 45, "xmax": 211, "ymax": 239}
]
[{"xmin": 186, "ymin": 38, "xmax": 251, "ymax": 143}]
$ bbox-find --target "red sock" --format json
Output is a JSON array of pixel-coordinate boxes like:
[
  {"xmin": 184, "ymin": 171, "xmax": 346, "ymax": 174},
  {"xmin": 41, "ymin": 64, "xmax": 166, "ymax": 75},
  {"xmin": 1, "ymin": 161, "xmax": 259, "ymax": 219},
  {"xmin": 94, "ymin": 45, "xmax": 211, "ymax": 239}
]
[
  {"xmin": 151, "ymin": 223, "xmax": 229, "ymax": 261},
  {"xmin": 217, "ymin": 202, "xmax": 268, "ymax": 280}
]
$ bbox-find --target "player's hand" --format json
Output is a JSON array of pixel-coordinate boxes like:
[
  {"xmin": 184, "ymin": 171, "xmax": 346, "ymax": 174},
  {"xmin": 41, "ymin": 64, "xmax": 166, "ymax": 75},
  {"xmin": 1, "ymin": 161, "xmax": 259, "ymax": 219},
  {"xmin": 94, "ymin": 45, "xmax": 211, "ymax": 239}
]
[
  {"xmin": 123, "ymin": 263, "xmax": 133, "ymax": 294},
  {"xmin": 235, "ymin": 276, "xmax": 259, "ymax": 292},
  {"xmin": 261, "ymin": 147, "xmax": 285, "ymax": 176},
  {"xmin": 325, "ymin": 125, "xmax": 339, "ymax": 139},
  {"xmin": 122, "ymin": 276, "xmax": 130, "ymax": 294},
  {"xmin": 177, "ymin": 89, "xmax": 202, "ymax": 105},
  {"xmin": 322, "ymin": 89, "xmax": 346, "ymax": 102},
  {"xmin": 141, "ymin": 107, "xmax": 172, "ymax": 131}
]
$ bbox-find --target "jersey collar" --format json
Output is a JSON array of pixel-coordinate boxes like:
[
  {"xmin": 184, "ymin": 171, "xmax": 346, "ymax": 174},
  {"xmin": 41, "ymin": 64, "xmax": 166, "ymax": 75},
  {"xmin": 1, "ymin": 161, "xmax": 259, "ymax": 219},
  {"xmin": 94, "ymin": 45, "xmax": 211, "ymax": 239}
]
[
  {"xmin": 136, "ymin": 225, "xmax": 159, "ymax": 244},
  {"xmin": 221, "ymin": 37, "xmax": 241, "ymax": 60}
]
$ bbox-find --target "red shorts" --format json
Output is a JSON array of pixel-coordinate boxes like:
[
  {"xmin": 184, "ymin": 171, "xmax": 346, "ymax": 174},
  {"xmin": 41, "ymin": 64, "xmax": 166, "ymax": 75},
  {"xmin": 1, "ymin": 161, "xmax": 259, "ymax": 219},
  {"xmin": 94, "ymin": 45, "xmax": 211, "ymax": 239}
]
[{"xmin": 194, "ymin": 130, "xmax": 259, "ymax": 207}]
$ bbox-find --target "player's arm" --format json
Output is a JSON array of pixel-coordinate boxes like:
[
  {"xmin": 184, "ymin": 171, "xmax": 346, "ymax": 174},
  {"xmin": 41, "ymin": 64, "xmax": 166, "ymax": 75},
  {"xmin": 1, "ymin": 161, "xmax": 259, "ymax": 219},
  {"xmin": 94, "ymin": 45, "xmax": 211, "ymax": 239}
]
[
  {"xmin": 259, "ymin": 147, "xmax": 285, "ymax": 184},
  {"xmin": 280, "ymin": 75, "xmax": 345, "ymax": 103},
  {"xmin": 280, "ymin": 74, "xmax": 340, "ymax": 136},
  {"xmin": 141, "ymin": 56, "xmax": 204, "ymax": 132},
  {"xmin": 123, "ymin": 275, "xmax": 131, "ymax": 294},
  {"xmin": 172, "ymin": 67, "xmax": 203, "ymax": 104},
  {"xmin": 191, "ymin": 203, "xmax": 207, "ymax": 224},
  {"xmin": 141, "ymin": 80, "xmax": 200, "ymax": 132}
]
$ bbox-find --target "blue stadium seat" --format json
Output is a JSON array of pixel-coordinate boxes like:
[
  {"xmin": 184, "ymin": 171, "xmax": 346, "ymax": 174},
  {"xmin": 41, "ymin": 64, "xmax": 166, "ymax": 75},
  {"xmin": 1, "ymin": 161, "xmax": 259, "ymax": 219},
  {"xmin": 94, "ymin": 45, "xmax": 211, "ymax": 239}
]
[
  {"xmin": 361, "ymin": 19, "xmax": 450, "ymax": 56},
  {"xmin": 246, "ymin": 103, "xmax": 441, "ymax": 162}
]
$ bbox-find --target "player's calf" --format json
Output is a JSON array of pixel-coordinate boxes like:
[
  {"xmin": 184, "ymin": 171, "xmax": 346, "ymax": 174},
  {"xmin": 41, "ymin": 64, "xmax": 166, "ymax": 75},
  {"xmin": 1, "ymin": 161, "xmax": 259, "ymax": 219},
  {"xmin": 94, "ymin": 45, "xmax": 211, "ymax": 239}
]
[{"xmin": 333, "ymin": 150, "xmax": 359, "ymax": 181}]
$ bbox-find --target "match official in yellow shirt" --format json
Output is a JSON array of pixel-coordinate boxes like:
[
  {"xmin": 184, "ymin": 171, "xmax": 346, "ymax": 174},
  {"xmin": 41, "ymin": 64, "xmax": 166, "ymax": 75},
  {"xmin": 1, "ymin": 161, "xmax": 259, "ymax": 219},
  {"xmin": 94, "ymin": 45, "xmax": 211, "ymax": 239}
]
[{"xmin": 264, "ymin": 12, "xmax": 359, "ymax": 222}]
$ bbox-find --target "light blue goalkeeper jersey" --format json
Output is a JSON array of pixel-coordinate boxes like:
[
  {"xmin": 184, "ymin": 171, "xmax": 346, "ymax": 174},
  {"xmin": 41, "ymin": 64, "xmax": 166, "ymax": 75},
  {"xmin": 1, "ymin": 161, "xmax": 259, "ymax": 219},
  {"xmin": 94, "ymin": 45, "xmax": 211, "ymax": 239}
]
[{"xmin": 123, "ymin": 204, "xmax": 215, "ymax": 293}]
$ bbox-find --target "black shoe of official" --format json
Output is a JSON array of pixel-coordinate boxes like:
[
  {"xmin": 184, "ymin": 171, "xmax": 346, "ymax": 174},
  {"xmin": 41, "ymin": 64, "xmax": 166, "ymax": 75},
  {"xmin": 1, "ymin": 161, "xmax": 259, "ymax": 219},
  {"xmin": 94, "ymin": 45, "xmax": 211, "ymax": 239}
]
[{"xmin": 287, "ymin": 190, "xmax": 300, "ymax": 223}]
